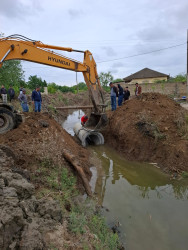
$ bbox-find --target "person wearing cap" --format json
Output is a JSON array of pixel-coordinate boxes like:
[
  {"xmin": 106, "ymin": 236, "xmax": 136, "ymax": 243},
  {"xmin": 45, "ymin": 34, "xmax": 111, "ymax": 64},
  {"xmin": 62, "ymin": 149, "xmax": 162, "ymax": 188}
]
[
  {"xmin": 135, "ymin": 83, "xmax": 142, "ymax": 97},
  {"xmin": 32, "ymin": 86, "xmax": 42, "ymax": 112},
  {"xmin": 18, "ymin": 88, "xmax": 29, "ymax": 112},
  {"xmin": 117, "ymin": 83, "xmax": 124, "ymax": 106},
  {"xmin": 109, "ymin": 82, "xmax": 118, "ymax": 111},
  {"xmin": 124, "ymin": 86, "xmax": 130, "ymax": 102},
  {"xmin": 81, "ymin": 114, "xmax": 88, "ymax": 126}
]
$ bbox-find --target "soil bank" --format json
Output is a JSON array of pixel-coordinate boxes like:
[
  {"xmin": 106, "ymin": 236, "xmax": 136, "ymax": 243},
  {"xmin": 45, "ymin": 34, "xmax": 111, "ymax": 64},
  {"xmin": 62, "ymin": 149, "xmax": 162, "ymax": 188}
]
[{"xmin": 103, "ymin": 93, "xmax": 188, "ymax": 173}]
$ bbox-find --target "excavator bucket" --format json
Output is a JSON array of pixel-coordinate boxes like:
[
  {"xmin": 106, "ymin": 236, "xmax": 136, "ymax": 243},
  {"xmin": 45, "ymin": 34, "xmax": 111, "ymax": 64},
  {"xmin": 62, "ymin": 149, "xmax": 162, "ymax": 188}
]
[{"xmin": 85, "ymin": 113, "xmax": 108, "ymax": 131}]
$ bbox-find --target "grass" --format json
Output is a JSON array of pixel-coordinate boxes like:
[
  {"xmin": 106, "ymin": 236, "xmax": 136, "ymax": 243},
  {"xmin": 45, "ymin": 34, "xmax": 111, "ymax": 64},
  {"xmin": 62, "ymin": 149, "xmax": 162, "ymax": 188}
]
[
  {"xmin": 181, "ymin": 171, "xmax": 188, "ymax": 178},
  {"xmin": 33, "ymin": 159, "xmax": 77, "ymax": 206},
  {"xmin": 48, "ymin": 104, "xmax": 57, "ymax": 113},
  {"xmin": 174, "ymin": 111, "xmax": 188, "ymax": 139},
  {"xmin": 33, "ymin": 158, "xmax": 122, "ymax": 249},
  {"xmin": 137, "ymin": 111, "xmax": 166, "ymax": 142},
  {"xmin": 67, "ymin": 198, "xmax": 121, "ymax": 249}
]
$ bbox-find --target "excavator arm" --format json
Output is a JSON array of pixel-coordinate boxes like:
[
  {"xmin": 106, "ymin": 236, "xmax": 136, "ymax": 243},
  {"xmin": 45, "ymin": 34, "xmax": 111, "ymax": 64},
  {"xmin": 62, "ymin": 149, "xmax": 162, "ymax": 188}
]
[{"xmin": 0, "ymin": 35, "xmax": 105, "ymax": 115}]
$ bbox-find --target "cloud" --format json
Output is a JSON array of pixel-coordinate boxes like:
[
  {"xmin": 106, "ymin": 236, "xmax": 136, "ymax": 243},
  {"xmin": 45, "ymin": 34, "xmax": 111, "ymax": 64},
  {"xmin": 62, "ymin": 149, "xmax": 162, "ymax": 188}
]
[
  {"xmin": 68, "ymin": 9, "xmax": 84, "ymax": 19},
  {"xmin": 112, "ymin": 62, "xmax": 124, "ymax": 68},
  {"xmin": 0, "ymin": 0, "xmax": 42, "ymax": 19},
  {"xmin": 101, "ymin": 46, "xmax": 117, "ymax": 57}
]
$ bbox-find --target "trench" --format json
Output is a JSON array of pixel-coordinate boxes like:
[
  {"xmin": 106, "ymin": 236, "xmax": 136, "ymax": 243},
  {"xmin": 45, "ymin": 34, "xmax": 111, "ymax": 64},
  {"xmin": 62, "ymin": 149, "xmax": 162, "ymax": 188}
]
[{"xmin": 63, "ymin": 110, "xmax": 188, "ymax": 250}]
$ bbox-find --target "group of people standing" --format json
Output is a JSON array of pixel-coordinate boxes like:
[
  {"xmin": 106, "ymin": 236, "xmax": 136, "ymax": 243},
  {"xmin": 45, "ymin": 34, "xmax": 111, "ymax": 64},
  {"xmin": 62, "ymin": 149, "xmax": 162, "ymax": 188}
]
[
  {"xmin": 0, "ymin": 85, "xmax": 15, "ymax": 103},
  {"xmin": 0, "ymin": 84, "xmax": 42, "ymax": 113},
  {"xmin": 18, "ymin": 86, "xmax": 42, "ymax": 112},
  {"xmin": 109, "ymin": 82, "xmax": 142, "ymax": 111}
]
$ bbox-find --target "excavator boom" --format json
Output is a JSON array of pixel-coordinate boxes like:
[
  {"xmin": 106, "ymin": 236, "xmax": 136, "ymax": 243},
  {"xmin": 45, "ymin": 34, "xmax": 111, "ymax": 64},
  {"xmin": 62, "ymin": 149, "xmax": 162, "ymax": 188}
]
[{"xmin": 0, "ymin": 35, "xmax": 107, "ymax": 130}]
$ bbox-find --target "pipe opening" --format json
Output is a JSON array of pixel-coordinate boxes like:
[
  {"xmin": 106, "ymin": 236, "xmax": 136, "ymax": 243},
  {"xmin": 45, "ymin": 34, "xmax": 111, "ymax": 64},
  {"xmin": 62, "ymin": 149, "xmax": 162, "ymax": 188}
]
[
  {"xmin": 73, "ymin": 122, "xmax": 104, "ymax": 147},
  {"xmin": 85, "ymin": 134, "xmax": 102, "ymax": 146}
]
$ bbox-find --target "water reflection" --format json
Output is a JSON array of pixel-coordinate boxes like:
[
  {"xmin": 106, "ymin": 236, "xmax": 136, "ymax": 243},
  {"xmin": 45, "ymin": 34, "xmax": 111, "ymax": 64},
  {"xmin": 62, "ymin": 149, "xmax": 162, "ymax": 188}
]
[
  {"xmin": 90, "ymin": 145, "xmax": 188, "ymax": 250},
  {"xmin": 63, "ymin": 111, "xmax": 188, "ymax": 250},
  {"xmin": 92, "ymin": 145, "xmax": 188, "ymax": 201},
  {"xmin": 63, "ymin": 110, "xmax": 84, "ymax": 136}
]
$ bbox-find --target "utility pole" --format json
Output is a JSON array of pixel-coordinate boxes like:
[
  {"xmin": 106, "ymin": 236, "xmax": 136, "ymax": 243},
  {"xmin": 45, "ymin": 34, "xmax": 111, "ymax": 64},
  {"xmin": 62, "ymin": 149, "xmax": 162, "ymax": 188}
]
[
  {"xmin": 187, "ymin": 29, "xmax": 188, "ymax": 98},
  {"xmin": 76, "ymin": 71, "xmax": 79, "ymax": 94}
]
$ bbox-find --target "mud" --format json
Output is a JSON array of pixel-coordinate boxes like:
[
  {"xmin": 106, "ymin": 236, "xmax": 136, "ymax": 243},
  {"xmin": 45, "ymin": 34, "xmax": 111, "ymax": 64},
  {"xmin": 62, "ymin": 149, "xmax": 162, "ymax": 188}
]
[
  {"xmin": 103, "ymin": 93, "xmax": 188, "ymax": 173},
  {"xmin": 0, "ymin": 112, "xmax": 91, "ymax": 185},
  {"xmin": 0, "ymin": 145, "xmax": 63, "ymax": 249}
]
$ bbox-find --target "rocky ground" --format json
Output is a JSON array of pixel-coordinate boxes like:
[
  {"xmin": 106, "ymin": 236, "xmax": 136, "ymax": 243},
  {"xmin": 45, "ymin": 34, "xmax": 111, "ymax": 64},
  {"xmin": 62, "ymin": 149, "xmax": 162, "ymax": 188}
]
[
  {"xmin": 0, "ymin": 151, "xmax": 63, "ymax": 249},
  {"xmin": 0, "ymin": 111, "xmax": 121, "ymax": 249},
  {"xmin": 103, "ymin": 93, "xmax": 188, "ymax": 173}
]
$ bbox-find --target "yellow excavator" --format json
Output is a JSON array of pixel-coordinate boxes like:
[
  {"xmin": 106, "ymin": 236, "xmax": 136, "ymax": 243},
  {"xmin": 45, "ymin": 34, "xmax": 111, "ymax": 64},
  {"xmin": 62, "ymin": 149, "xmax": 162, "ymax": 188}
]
[{"xmin": 0, "ymin": 34, "xmax": 107, "ymax": 134}]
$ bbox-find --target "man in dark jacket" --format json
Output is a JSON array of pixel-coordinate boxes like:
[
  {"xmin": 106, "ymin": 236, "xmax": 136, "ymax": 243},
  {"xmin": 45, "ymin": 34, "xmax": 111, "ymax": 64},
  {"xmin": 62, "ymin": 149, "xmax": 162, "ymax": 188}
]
[
  {"xmin": 32, "ymin": 86, "xmax": 42, "ymax": 112},
  {"xmin": 124, "ymin": 87, "xmax": 130, "ymax": 102},
  {"xmin": 0, "ymin": 85, "xmax": 7, "ymax": 103},
  {"xmin": 117, "ymin": 84, "xmax": 124, "ymax": 106},
  {"xmin": 8, "ymin": 85, "xmax": 15, "ymax": 102},
  {"xmin": 109, "ymin": 82, "xmax": 118, "ymax": 111}
]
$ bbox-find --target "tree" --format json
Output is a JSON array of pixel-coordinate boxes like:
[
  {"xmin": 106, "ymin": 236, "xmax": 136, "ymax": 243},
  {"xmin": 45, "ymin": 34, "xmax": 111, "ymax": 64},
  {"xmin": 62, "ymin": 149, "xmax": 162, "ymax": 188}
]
[
  {"xmin": 99, "ymin": 71, "xmax": 114, "ymax": 87},
  {"xmin": 172, "ymin": 73, "xmax": 186, "ymax": 82},
  {"xmin": 47, "ymin": 82, "xmax": 58, "ymax": 94},
  {"xmin": 27, "ymin": 75, "xmax": 47, "ymax": 92},
  {"xmin": 0, "ymin": 60, "xmax": 25, "ymax": 92},
  {"xmin": 112, "ymin": 78, "xmax": 123, "ymax": 83}
]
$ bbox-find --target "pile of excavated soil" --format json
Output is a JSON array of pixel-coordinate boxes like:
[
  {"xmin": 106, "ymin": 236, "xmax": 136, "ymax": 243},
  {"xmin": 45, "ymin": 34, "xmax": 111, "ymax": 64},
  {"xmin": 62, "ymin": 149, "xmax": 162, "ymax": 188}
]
[
  {"xmin": 103, "ymin": 93, "xmax": 188, "ymax": 173},
  {"xmin": 0, "ymin": 113, "xmax": 91, "ymax": 190}
]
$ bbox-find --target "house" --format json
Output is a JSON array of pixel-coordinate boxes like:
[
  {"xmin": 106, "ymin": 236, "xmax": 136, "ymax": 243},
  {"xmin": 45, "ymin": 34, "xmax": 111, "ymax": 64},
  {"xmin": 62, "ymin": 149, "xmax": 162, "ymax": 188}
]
[{"xmin": 123, "ymin": 68, "xmax": 169, "ymax": 84}]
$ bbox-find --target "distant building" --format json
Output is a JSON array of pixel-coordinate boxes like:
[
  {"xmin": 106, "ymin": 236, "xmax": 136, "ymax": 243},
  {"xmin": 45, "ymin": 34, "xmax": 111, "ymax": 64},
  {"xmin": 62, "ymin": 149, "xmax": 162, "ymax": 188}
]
[{"xmin": 123, "ymin": 68, "xmax": 169, "ymax": 84}]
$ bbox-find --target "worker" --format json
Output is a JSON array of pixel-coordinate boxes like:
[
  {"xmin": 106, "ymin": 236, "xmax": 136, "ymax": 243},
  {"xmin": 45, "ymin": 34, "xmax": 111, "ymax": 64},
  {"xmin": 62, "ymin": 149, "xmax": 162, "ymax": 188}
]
[
  {"xmin": 109, "ymin": 82, "xmax": 118, "ymax": 111},
  {"xmin": 0, "ymin": 85, "xmax": 7, "ymax": 103},
  {"xmin": 32, "ymin": 86, "xmax": 42, "ymax": 112},
  {"xmin": 81, "ymin": 114, "xmax": 88, "ymax": 126},
  {"xmin": 18, "ymin": 88, "xmax": 29, "ymax": 112},
  {"xmin": 8, "ymin": 85, "xmax": 15, "ymax": 102},
  {"xmin": 124, "ymin": 87, "xmax": 130, "ymax": 102},
  {"xmin": 117, "ymin": 83, "xmax": 124, "ymax": 106},
  {"xmin": 135, "ymin": 83, "xmax": 142, "ymax": 96}
]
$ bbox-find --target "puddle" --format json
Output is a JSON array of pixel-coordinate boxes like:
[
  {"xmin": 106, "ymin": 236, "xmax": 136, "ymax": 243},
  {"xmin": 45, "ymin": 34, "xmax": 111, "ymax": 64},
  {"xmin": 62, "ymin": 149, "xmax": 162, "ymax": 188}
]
[
  {"xmin": 63, "ymin": 111, "xmax": 188, "ymax": 250},
  {"xmin": 62, "ymin": 110, "xmax": 84, "ymax": 136},
  {"xmin": 90, "ymin": 145, "xmax": 188, "ymax": 250}
]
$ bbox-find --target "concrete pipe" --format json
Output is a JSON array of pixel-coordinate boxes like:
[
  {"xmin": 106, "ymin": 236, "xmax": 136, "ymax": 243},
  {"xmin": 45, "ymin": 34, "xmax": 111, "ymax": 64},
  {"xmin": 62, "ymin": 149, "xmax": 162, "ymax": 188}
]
[{"xmin": 73, "ymin": 123, "xmax": 104, "ymax": 147}]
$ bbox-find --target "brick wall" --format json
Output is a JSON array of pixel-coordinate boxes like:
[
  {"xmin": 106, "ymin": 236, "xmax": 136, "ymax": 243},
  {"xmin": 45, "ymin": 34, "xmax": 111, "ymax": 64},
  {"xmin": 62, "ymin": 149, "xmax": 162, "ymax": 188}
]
[{"xmin": 117, "ymin": 82, "xmax": 187, "ymax": 97}]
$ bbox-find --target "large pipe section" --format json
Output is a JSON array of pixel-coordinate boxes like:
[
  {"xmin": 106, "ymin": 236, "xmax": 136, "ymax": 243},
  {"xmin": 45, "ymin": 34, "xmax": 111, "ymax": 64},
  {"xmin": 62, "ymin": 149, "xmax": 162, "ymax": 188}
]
[{"xmin": 73, "ymin": 123, "xmax": 104, "ymax": 147}]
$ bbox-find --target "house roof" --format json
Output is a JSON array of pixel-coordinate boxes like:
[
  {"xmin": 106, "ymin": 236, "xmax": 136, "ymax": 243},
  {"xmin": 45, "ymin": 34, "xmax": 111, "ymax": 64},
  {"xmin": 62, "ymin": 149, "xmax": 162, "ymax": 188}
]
[{"xmin": 123, "ymin": 68, "xmax": 169, "ymax": 82}]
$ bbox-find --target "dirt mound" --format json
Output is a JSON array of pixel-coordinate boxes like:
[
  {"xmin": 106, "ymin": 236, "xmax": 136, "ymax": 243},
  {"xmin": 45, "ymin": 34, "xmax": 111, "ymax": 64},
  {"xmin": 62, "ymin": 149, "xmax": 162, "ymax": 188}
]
[
  {"xmin": 103, "ymin": 93, "xmax": 188, "ymax": 173},
  {"xmin": 0, "ymin": 113, "xmax": 91, "ymax": 192}
]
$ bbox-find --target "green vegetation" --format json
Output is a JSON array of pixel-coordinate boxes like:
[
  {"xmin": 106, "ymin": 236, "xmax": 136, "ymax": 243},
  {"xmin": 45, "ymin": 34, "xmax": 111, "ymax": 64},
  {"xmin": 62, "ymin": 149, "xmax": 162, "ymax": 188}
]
[
  {"xmin": 99, "ymin": 71, "xmax": 113, "ymax": 91},
  {"xmin": 0, "ymin": 60, "xmax": 25, "ymax": 92},
  {"xmin": 174, "ymin": 111, "xmax": 188, "ymax": 139},
  {"xmin": 0, "ymin": 60, "xmax": 88, "ymax": 94},
  {"xmin": 137, "ymin": 111, "xmax": 166, "ymax": 142},
  {"xmin": 112, "ymin": 78, "xmax": 123, "ymax": 83},
  {"xmin": 27, "ymin": 75, "xmax": 47, "ymax": 92},
  {"xmin": 181, "ymin": 171, "xmax": 188, "ymax": 178},
  {"xmin": 33, "ymin": 159, "xmax": 121, "ymax": 249},
  {"xmin": 154, "ymin": 73, "xmax": 187, "ymax": 84}
]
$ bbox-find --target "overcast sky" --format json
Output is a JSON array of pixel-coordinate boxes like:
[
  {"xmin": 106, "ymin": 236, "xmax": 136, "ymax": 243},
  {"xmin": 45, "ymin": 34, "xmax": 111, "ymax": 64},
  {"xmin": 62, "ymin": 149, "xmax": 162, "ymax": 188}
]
[{"xmin": 1, "ymin": 0, "xmax": 188, "ymax": 86}]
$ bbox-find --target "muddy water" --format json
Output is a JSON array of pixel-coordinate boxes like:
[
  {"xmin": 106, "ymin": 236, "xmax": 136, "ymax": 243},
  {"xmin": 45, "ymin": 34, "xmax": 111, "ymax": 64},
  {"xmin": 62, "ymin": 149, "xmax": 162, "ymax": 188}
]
[{"xmin": 63, "ymin": 111, "xmax": 188, "ymax": 250}]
